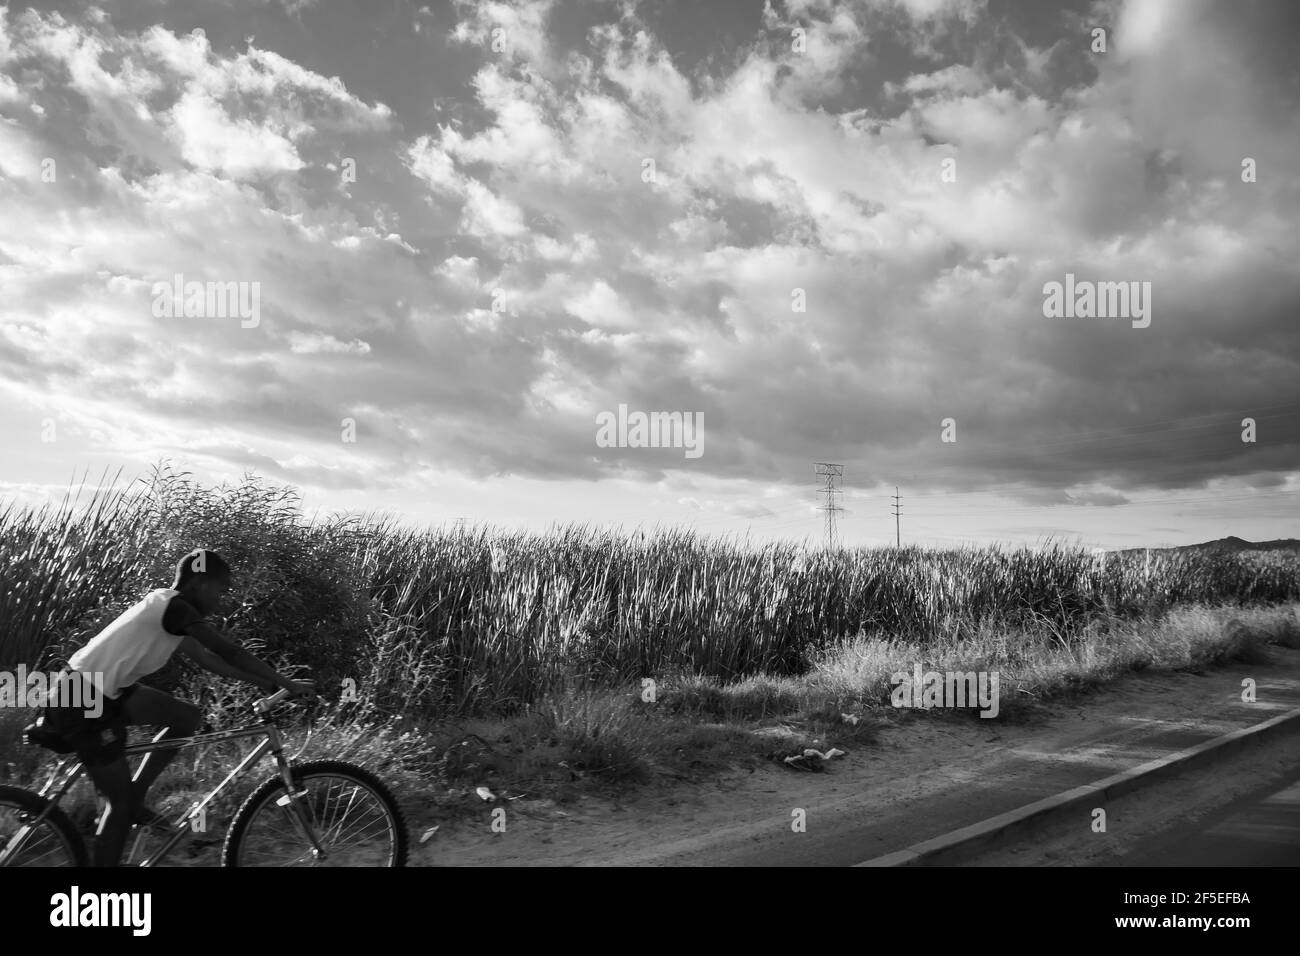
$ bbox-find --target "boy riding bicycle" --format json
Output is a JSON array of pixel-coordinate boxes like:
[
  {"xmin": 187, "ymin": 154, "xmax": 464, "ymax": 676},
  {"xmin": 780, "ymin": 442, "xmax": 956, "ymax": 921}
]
[{"xmin": 30, "ymin": 549, "xmax": 313, "ymax": 867}]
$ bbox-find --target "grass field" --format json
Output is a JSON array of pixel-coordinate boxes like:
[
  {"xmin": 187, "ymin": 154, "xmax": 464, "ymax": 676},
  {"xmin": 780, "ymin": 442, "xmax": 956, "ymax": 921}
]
[{"xmin": 2, "ymin": 466, "xmax": 1298, "ymax": 822}]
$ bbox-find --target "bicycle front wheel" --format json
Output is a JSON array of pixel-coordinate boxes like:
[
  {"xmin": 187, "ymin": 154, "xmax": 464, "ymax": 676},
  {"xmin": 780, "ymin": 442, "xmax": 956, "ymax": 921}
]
[
  {"xmin": 223, "ymin": 760, "xmax": 407, "ymax": 867},
  {"xmin": 0, "ymin": 785, "xmax": 87, "ymax": 867}
]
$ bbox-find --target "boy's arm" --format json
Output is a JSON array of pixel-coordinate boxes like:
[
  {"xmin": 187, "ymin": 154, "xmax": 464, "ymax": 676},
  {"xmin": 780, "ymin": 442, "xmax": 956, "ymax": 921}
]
[
  {"xmin": 178, "ymin": 621, "xmax": 313, "ymax": 696},
  {"xmin": 176, "ymin": 636, "xmax": 270, "ymax": 689}
]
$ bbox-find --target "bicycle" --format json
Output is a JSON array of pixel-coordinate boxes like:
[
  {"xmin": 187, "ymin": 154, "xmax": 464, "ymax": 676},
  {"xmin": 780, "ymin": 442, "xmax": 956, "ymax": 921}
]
[{"xmin": 0, "ymin": 687, "xmax": 408, "ymax": 867}]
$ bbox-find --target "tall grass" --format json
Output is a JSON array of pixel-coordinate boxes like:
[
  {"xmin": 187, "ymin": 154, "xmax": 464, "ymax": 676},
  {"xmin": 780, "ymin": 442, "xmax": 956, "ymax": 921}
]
[
  {"xmin": 0, "ymin": 476, "xmax": 154, "ymax": 668},
  {"xmin": 2, "ymin": 466, "xmax": 1298, "ymax": 720}
]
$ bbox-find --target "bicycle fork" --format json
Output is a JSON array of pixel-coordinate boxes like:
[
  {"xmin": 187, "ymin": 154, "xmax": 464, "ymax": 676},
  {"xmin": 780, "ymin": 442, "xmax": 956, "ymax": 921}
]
[{"xmin": 266, "ymin": 725, "xmax": 330, "ymax": 864}]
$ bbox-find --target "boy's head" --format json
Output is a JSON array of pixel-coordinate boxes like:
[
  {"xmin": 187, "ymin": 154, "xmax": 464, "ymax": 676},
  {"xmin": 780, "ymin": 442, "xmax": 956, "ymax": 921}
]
[{"xmin": 173, "ymin": 548, "xmax": 232, "ymax": 614}]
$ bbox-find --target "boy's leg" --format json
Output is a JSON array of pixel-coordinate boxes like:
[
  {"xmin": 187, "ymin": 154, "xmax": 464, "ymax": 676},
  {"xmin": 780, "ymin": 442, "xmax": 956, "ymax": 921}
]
[
  {"xmin": 86, "ymin": 757, "xmax": 134, "ymax": 867},
  {"xmin": 122, "ymin": 685, "xmax": 201, "ymax": 804}
]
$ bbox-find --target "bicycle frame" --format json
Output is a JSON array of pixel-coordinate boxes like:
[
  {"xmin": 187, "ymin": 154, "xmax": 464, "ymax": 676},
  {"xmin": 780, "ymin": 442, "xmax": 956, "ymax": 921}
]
[{"xmin": 2, "ymin": 694, "xmax": 326, "ymax": 867}]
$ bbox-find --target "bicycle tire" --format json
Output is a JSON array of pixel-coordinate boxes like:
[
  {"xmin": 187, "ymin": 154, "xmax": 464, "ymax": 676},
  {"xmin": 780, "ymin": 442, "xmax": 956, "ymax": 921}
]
[
  {"xmin": 222, "ymin": 760, "xmax": 408, "ymax": 867},
  {"xmin": 0, "ymin": 785, "xmax": 88, "ymax": 867}
]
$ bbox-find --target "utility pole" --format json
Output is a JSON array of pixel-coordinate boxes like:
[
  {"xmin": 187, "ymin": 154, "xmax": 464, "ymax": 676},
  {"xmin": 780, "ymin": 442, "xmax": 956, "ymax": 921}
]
[
  {"xmin": 891, "ymin": 487, "xmax": 901, "ymax": 547},
  {"xmin": 814, "ymin": 462, "xmax": 844, "ymax": 550}
]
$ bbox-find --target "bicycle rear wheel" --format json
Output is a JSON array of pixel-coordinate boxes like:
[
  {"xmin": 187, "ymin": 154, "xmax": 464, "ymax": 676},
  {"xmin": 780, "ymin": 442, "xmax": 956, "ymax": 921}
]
[
  {"xmin": 0, "ymin": 785, "xmax": 87, "ymax": 867},
  {"xmin": 223, "ymin": 760, "xmax": 407, "ymax": 867}
]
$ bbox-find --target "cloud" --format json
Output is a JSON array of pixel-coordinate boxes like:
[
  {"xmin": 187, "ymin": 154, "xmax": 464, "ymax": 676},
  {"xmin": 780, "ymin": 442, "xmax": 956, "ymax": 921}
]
[
  {"xmin": 1068, "ymin": 490, "xmax": 1131, "ymax": 507},
  {"xmin": 287, "ymin": 331, "xmax": 371, "ymax": 354},
  {"xmin": 1, "ymin": 0, "xmax": 1296, "ymax": 523},
  {"xmin": 449, "ymin": 0, "xmax": 558, "ymax": 69},
  {"xmin": 168, "ymin": 88, "xmax": 304, "ymax": 176},
  {"xmin": 406, "ymin": 134, "xmax": 464, "ymax": 194}
]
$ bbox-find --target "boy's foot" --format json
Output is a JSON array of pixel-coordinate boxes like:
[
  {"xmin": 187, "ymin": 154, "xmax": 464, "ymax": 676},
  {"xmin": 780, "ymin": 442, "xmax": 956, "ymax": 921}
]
[{"xmin": 132, "ymin": 806, "xmax": 176, "ymax": 832}]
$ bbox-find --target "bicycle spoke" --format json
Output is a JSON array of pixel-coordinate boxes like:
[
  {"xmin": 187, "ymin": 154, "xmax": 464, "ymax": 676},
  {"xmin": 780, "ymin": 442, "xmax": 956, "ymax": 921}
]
[
  {"xmin": 317, "ymin": 790, "xmax": 391, "ymax": 850},
  {"xmin": 324, "ymin": 807, "xmax": 391, "ymax": 849},
  {"xmin": 318, "ymin": 782, "xmax": 348, "ymax": 836},
  {"xmin": 320, "ymin": 803, "xmax": 374, "ymax": 844},
  {"xmin": 232, "ymin": 772, "xmax": 400, "ymax": 866},
  {"xmin": 3, "ymin": 834, "xmax": 61, "ymax": 866},
  {"xmin": 314, "ymin": 781, "xmax": 357, "ymax": 839},
  {"xmin": 318, "ymin": 785, "xmax": 364, "ymax": 842},
  {"xmin": 0, "ymin": 808, "xmax": 79, "ymax": 867}
]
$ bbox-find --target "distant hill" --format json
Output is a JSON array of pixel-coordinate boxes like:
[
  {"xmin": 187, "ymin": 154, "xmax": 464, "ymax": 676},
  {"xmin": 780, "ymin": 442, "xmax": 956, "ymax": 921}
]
[{"xmin": 1117, "ymin": 536, "xmax": 1300, "ymax": 555}]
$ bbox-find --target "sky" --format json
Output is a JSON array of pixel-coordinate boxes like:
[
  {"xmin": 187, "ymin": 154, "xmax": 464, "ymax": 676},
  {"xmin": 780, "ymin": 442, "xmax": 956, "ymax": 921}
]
[{"xmin": 1, "ymin": 0, "xmax": 1298, "ymax": 550}]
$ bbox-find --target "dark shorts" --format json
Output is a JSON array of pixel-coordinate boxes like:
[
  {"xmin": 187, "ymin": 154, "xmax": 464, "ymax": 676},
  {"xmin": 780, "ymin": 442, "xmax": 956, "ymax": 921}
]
[{"xmin": 41, "ymin": 681, "xmax": 137, "ymax": 767}]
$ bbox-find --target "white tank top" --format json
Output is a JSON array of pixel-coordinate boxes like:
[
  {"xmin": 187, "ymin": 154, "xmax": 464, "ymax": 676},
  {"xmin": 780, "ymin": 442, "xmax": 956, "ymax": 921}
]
[{"xmin": 69, "ymin": 589, "xmax": 189, "ymax": 699}]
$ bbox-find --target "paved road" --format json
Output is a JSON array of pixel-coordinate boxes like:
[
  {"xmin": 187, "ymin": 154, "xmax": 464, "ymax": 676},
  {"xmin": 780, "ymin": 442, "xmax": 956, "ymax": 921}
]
[{"xmin": 1118, "ymin": 764, "xmax": 1300, "ymax": 866}]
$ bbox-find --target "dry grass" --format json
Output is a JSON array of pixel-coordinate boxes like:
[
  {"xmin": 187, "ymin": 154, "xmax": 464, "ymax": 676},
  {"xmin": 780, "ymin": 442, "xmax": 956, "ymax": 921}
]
[
  {"xmin": 3, "ymin": 468, "xmax": 1299, "ymax": 831},
  {"xmin": 5, "ymin": 470, "xmax": 1299, "ymax": 720}
]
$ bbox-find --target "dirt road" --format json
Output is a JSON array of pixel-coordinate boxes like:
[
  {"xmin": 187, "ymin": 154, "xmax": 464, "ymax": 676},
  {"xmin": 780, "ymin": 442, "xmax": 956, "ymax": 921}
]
[
  {"xmin": 969, "ymin": 723, "xmax": 1300, "ymax": 866},
  {"xmin": 420, "ymin": 647, "xmax": 1300, "ymax": 865}
]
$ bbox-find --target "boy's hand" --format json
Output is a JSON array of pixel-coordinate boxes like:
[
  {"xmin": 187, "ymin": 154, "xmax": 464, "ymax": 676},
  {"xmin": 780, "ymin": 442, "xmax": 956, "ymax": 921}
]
[{"xmin": 280, "ymin": 679, "xmax": 316, "ymax": 700}]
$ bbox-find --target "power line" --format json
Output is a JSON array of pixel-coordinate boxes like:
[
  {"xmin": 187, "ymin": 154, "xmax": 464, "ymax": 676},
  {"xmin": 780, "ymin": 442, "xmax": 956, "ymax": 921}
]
[
  {"xmin": 814, "ymin": 462, "xmax": 843, "ymax": 549},
  {"xmin": 891, "ymin": 486, "xmax": 901, "ymax": 546}
]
